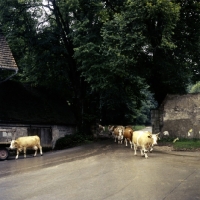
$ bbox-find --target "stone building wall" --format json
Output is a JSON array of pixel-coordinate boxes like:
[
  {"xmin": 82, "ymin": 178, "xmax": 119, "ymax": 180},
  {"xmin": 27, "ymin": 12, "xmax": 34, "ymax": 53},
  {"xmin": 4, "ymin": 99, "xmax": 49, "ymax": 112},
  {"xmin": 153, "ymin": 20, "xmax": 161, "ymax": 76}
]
[{"xmin": 152, "ymin": 94, "xmax": 200, "ymax": 139}]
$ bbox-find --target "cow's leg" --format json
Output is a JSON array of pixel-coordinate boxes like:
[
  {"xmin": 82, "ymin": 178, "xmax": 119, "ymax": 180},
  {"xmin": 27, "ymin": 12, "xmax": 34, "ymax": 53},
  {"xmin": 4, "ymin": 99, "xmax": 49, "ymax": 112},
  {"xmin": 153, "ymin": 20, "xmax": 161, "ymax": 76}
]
[
  {"xmin": 149, "ymin": 145, "xmax": 154, "ymax": 153},
  {"xmin": 125, "ymin": 138, "xmax": 127, "ymax": 146},
  {"xmin": 144, "ymin": 152, "xmax": 148, "ymax": 158},
  {"xmin": 133, "ymin": 144, "xmax": 137, "ymax": 155},
  {"xmin": 33, "ymin": 146, "xmax": 38, "ymax": 156},
  {"xmin": 140, "ymin": 146, "xmax": 146, "ymax": 156},
  {"xmin": 142, "ymin": 147, "xmax": 148, "ymax": 158},
  {"xmin": 39, "ymin": 145, "xmax": 43, "ymax": 156},
  {"xmin": 121, "ymin": 136, "xmax": 123, "ymax": 144},
  {"xmin": 140, "ymin": 149, "xmax": 144, "ymax": 156},
  {"xmin": 23, "ymin": 147, "xmax": 27, "ymax": 158},
  {"xmin": 114, "ymin": 136, "xmax": 117, "ymax": 142},
  {"xmin": 130, "ymin": 141, "xmax": 133, "ymax": 149},
  {"xmin": 118, "ymin": 136, "xmax": 120, "ymax": 144},
  {"xmin": 15, "ymin": 150, "xmax": 19, "ymax": 159}
]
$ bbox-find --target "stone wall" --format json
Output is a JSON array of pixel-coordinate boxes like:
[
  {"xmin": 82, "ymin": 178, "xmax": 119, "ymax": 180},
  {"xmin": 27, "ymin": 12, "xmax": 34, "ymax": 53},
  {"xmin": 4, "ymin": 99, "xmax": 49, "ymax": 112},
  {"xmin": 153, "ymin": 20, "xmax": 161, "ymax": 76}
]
[
  {"xmin": 152, "ymin": 94, "xmax": 200, "ymax": 139},
  {"xmin": 51, "ymin": 125, "xmax": 76, "ymax": 148}
]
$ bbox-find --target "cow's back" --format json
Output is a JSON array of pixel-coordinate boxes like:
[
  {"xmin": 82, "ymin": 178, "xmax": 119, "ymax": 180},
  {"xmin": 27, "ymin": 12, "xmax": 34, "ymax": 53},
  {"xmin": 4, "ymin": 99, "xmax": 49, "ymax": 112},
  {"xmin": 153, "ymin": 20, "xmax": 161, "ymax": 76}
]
[
  {"xmin": 16, "ymin": 136, "xmax": 40, "ymax": 147},
  {"xmin": 132, "ymin": 131, "xmax": 153, "ymax": 147},
  {"xmin": 124, "ymin": 127, "xmax": 133, "ymax": 139}
]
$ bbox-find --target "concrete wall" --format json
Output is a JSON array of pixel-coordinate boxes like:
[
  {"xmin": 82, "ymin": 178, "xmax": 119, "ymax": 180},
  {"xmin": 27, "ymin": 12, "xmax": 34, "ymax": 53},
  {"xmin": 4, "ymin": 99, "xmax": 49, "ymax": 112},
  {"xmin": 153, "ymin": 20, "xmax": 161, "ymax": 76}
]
[{"xmin": 0, "ymin": 124, "xmax": 76, "ymax": 148}]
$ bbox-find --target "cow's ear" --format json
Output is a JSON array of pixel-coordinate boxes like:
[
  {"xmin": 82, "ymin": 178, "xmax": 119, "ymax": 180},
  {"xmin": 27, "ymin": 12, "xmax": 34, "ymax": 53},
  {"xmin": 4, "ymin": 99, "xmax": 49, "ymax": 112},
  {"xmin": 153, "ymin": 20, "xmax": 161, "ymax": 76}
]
[
  {"xmin": 14, "ymin": 141, "xmax": 18, "ymax": 146},
  {"xmin": 156, "ymin": 132, "xmax": 160, "ymax": 136}
]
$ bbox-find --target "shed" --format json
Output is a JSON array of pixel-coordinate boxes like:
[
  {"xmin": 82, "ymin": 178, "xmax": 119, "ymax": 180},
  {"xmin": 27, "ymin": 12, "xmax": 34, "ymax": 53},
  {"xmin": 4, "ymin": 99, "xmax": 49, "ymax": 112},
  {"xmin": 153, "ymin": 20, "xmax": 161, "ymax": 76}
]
[
  {"xmin": 0, "ymin": 80, "xmax": 76, "ymax": 148},
  {"xmin": 151, "ymin": 94, "xmax": 200, "ymax": 139},
  {"xmin": 0, "ymin": 30, "xmax": 76, "ymax": 149}
]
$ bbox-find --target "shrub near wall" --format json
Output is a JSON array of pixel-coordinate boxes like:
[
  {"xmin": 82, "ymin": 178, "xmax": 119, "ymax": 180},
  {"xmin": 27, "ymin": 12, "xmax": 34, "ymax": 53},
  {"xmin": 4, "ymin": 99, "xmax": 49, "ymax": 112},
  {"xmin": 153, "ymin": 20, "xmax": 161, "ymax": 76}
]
[{"xmin": 54, "ymin": 134, "xmax": 94, "ymax": 150}]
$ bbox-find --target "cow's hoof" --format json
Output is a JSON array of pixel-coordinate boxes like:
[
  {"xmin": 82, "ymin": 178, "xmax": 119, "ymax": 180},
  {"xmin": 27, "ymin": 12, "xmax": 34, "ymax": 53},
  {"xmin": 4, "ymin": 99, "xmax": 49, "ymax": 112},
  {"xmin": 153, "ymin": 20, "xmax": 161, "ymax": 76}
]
[{"xmin": 41, "ymin": 154, "xmax": 43, "ymax": 156}]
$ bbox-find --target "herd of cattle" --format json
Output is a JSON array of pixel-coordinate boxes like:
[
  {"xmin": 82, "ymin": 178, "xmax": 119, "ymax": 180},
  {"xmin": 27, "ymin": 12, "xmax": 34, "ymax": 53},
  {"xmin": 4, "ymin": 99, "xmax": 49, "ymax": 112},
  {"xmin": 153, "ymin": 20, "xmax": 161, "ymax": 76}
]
[
  {"xmin": 8, "ymin": 125, "xmax": 159, "ymax": 160},
  {"xmin": 98, "ymin": 124, "xmax": 160, "ymax": 159}
]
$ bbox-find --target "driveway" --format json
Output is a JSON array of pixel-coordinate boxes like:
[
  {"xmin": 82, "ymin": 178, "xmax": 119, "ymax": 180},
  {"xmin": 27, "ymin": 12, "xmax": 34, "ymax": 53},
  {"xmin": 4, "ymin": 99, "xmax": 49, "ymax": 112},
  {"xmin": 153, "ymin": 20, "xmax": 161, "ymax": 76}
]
[{"xmin": 0, "ymin": 136, "xmax": 200, "ymax": 200}]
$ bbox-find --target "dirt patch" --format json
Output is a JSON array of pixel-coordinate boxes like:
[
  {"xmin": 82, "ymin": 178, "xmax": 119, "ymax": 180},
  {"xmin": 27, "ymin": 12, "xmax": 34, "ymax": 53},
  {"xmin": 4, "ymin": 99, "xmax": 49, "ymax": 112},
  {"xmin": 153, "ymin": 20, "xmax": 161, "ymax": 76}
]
[{"xmin": 154, "ymin": 145, "xmax": 173, "ymax": 152}]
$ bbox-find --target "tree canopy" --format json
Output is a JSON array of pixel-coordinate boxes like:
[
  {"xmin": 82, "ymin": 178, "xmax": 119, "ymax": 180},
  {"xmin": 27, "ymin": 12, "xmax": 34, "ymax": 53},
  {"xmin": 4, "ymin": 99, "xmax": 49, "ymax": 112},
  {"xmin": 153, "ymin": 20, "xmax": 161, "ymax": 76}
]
[{"xmin": 0, "ymin": 0, "xmax": 199, "ymax": 131}]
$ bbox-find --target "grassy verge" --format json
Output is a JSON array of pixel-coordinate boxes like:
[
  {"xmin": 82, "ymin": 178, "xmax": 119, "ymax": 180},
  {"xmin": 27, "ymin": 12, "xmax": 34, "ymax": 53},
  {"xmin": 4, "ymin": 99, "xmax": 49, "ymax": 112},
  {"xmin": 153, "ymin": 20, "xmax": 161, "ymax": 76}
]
[
  {"xmin": 159, "ymin": 138, "xmax": 200, "ymax": 151},
  {"xmin": 173, "ymin": 140, "xmax": 200, "ymax": 151},
  {"xmin": 133, "ymin": 125, "xmax": 146, "ymax": 131}
]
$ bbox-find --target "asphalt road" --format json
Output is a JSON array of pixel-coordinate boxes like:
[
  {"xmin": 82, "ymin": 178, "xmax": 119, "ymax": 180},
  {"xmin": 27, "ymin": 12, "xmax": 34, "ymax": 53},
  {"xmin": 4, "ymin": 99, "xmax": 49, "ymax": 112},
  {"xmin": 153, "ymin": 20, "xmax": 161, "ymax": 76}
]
[{"xmin": 0, "ymin": 132, "xmax": 200, "ymax": 200}]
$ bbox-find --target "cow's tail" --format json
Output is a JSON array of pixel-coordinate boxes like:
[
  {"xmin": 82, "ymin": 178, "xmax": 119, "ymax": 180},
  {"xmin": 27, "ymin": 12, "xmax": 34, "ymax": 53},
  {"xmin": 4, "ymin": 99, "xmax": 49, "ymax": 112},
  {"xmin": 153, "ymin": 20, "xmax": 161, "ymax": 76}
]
[{"xmin": 129, "ymin": 130, "xmax": 133, "ymax": 141}]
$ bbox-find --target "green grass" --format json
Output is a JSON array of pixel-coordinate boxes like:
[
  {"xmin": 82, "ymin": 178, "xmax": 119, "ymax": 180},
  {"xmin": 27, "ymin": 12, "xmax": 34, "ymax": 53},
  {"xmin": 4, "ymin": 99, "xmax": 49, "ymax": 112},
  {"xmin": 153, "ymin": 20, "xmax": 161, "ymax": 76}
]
[
  {"xmin": 133, "ymin": 125, "xmax": 146, "ymax": 131},
  {"xmin": 173, "ymin": 140, "xmax": 200, "ymax": 150}
]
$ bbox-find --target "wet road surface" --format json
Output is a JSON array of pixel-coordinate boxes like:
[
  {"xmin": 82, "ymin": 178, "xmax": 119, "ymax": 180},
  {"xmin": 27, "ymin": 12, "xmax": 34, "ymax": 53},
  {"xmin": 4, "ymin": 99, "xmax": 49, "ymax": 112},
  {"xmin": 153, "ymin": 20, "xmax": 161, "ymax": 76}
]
[{"xmin": 0, "ymin": 135, "xmax": 200, "ymax": 200}]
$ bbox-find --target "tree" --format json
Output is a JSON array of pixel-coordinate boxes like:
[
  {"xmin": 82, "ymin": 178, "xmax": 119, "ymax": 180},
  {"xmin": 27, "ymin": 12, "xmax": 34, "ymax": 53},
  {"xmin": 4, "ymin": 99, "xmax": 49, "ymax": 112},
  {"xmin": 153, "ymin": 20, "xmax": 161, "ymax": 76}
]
[
  {"xmin": 1, "ymin": 0, "xmax": 199, "ymax": 131},
  {"xmin": 172, "ymin": 0, "xmax": 200, "ymax": 85}
]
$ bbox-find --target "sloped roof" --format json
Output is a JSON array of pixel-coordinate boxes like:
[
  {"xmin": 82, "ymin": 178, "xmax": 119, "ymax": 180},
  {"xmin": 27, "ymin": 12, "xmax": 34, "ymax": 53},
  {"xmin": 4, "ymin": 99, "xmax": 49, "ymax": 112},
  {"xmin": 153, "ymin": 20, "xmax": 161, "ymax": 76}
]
[{"xmin": 0, "ymin": 32, "xmax": 18, "ymax": 71}]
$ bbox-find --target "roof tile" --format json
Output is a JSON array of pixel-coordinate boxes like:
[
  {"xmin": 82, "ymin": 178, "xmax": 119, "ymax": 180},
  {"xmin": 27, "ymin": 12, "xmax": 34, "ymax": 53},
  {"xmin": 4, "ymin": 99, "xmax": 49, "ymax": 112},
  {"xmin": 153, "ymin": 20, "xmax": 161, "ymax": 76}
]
[{"xmin": 0, "ymin": 33, "xmax": 18, "ymax": 70}]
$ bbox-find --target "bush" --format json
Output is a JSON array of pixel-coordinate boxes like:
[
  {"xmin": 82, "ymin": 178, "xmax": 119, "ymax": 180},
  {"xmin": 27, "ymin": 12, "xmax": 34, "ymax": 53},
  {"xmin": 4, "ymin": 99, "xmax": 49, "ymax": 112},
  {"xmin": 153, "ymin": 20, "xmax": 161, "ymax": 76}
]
[
  {"xmin": 54, "ymin": 133, "xmax": 94, "ymax": 150},
  {"xmin": 133, "ymin": 125, "xmax": 146, "ymax": 131}
]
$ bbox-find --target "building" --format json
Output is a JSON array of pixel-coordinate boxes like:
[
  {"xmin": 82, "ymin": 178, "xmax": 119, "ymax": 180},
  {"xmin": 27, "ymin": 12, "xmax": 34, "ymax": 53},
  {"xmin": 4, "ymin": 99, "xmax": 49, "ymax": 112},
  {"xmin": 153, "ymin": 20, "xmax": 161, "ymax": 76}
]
[
  {"xmin": 151, "ymin": 94, "xmax": 200, "ymax": 139},
  {"xmin": 0, "ymin": 31, "xmax": 76, "ymax": 149}
]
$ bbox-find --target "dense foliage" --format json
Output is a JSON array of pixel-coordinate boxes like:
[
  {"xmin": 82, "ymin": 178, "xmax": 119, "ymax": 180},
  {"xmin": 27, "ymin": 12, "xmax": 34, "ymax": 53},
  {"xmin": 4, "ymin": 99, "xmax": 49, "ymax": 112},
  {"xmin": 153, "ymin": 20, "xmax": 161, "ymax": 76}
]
[
  {"xmin": 189, "ymin": 82, "xmax": 200, "ymax": 93},
  {"xmin": 0, "ymin": 0, "xmax": 199, "ymax": 132}
]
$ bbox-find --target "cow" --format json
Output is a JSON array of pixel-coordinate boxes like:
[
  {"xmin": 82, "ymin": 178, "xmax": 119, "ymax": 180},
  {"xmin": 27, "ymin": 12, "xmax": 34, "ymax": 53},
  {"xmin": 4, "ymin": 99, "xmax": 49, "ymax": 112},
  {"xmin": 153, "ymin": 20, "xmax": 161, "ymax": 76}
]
[
  {"xmin": 96, "ymin": 124, "xmax": 105, "ymax": 135},
  {"xmin": 123, "ymin": 127, "xmax": 134, "ymax": 148},
  {"xmin": 113, "ymin": 126, "xmax": 124, "ymax": 144},
  {"xmin": 9, "ymin": 135, "xmax": 43, "ymax": 159},
  {"xmin": 108, "ymin": 125, "xmax": 115, "ymax": 137},
  {"xmin": 132, "ymin": 131, "xmax": 159, "ymax": 158}
]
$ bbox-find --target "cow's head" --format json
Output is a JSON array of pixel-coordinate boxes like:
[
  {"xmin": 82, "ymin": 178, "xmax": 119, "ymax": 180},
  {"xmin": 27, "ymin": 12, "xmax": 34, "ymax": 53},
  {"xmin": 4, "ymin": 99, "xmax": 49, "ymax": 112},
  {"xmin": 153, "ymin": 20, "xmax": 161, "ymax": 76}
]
[
  {"xmin": 152, "ymin": 133, "xmax": 160, "ymax": 145},
  {"xmin": 9, "ymin": 140, "xmax": 18, "ymax": 149},
  {"xmin": 118, "ymin": 128, "xmax": 124, "ymax": 140}
]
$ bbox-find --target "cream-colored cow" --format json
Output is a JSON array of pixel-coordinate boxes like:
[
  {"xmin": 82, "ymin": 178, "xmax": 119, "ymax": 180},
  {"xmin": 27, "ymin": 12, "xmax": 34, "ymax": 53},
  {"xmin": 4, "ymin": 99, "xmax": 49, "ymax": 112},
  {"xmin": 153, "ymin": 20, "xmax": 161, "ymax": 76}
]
[
  {"xmin": 132, "ymin": 131, "xmax": 159, "ymax": 158},
  {"xmin": 9, "ymin": 135, "xmax": 43, "ymax": 159}
]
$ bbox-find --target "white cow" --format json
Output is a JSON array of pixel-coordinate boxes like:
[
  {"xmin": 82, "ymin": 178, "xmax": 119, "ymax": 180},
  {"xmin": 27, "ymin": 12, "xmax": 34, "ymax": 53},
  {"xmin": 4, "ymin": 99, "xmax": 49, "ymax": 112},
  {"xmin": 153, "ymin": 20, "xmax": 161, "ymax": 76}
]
[
  {"xmin": 132, "ymin": 131, "xmax": 159, "ymax": 158},
  {"xmin": 9, "ymin": 135, "xmax": 43, "ymax": 159},
  {"xmin": 113, "ymin": 126, "xmax": 124, "ymax": 144}
]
